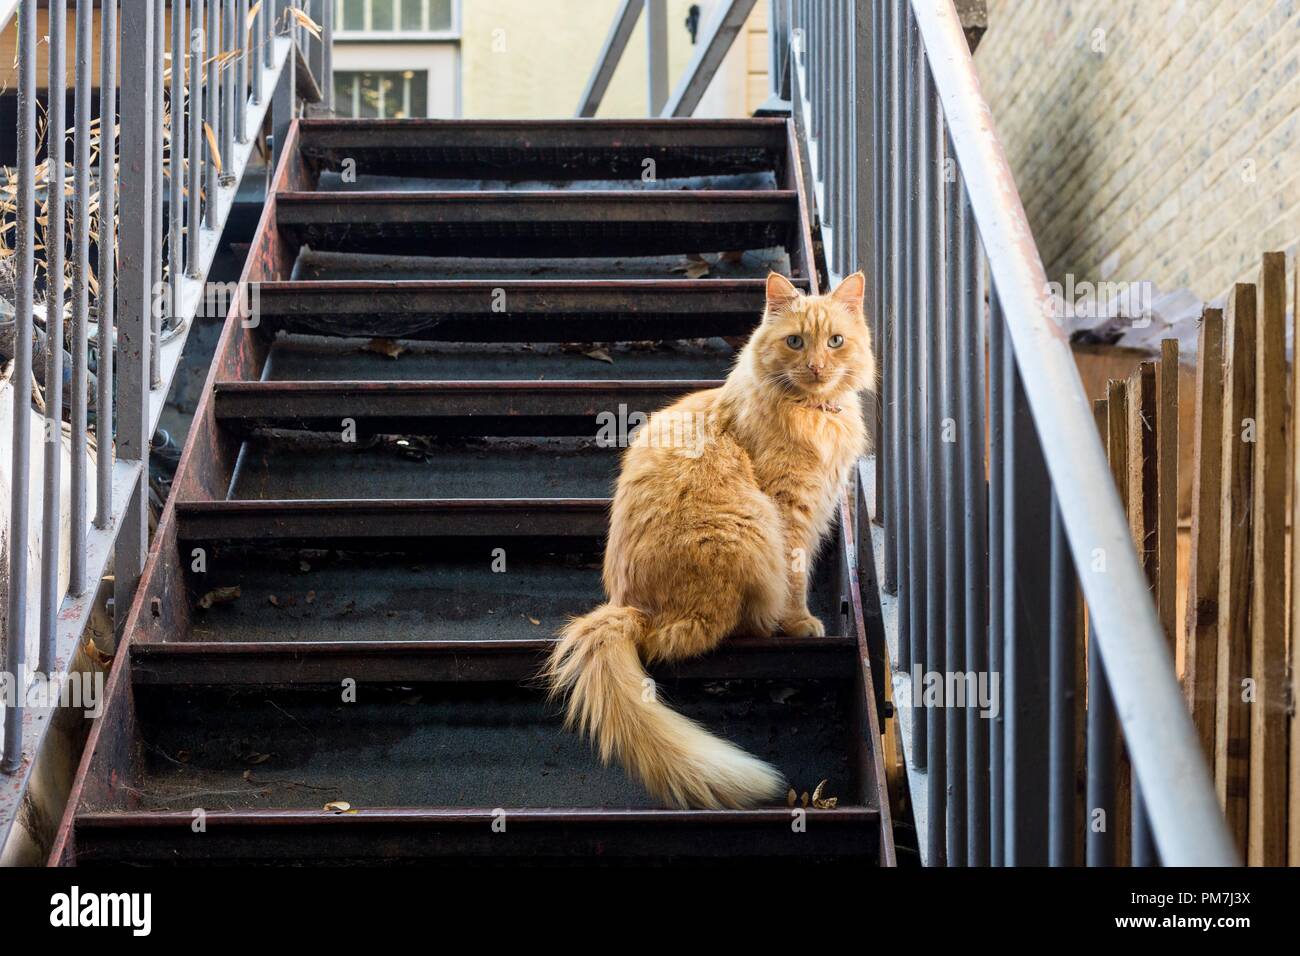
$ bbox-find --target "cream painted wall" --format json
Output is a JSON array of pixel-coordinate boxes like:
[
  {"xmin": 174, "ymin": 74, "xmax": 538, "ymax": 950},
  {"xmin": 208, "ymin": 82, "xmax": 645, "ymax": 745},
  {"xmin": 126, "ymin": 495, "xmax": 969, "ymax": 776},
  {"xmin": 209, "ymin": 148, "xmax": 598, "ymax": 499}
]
[{"xmin": 459, "ymin": 0, "xmax": 758, "ymax": 119}]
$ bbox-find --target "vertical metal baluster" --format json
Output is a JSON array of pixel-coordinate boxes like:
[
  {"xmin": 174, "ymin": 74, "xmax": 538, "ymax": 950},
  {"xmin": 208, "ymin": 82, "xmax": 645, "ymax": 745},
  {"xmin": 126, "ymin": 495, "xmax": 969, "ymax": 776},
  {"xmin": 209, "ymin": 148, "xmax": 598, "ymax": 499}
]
[
  {"xmin": 906, "ymin": 10, "xmax": 927, "ymax": 770},
  {"xmin": 151, "ymin": 0, "xmax": 166, "ymax": 388},
  {"xmin": 265, "ymin": 0, "xmax": 276, "ymax": 69},
  {"xmin": 39, "ymin": 0, "xmax": 69, "ymax": 672},
  {"xmin": 1003, "ymin": 332, "xmax": 1052, "ymax": 867},
  {"xmin": 885, "ymin": 0, "xmax": 902, "ymax": 598},
  {"xmin": 96, "ymin": 0, "xmax": 118, "ymax": 532},
  {"xmin": 188, "ymin": 6, "xmax": 204, "ymax": 277},
  {"xmin": 114, "ymin": 0, "xmax": 156, "ymax": 635},
  {"xmin": 170, "ymin": 0, "xmax": 188, "ymax": 340},
  {"xmin": 4, "ymin": 0, "xmax": 39, "ymax": 773},
  {"xmin": 237, "ymin": 0, "xmax": 249, "ymax": 141},
  {"xmin": 271, "ymin": 0, "xmax": 298, "ymax": 169},
  {"xmin": 1049, "ymin": 495, "xmax": 1079, "ymax": 865},
  {"xmin": 922, "ymin": 44, "xmax": 945, "ymax": 863},
  {"xmin": 961, "ymin": 189, "xmax": 989, "ymax": 867},
  {"xmin": 832, "ymin": 0, "xmax": 845, "ymax": 278},
  {"xmin": 322, "ymin": 0, "xmax": 334, "ymax": 111},
  {"xmin": 987, "ymin": 289, "xmax": 1005, "ymax": 865},
  {"xmin": 895, "ymin": 0, "xmax": 913, "ymax": 713},
  {"xmin": 870, "ymin": 0, "xmax": 886, "ymax": 524},
  {"xmin": 206, "ymin": 0, "xmax": 220, "ymax": 226},
  {"xmin": 251, "ymin": 0, "xmax": 263, "ymax": 103},
  {"xmin": 1086, "ymin": 615, "xmax": 1118, "ymax": 864},
  {"xmin": 942, "ymin": 127, "xmax": 966, "ymax": 867},
  {"xmin": 223, "ymin": 0, "xmax": 237, "ymax": 174},
  {"xmin": 70, "ymin": 0, "xmax": 95, "ymax": 602}
]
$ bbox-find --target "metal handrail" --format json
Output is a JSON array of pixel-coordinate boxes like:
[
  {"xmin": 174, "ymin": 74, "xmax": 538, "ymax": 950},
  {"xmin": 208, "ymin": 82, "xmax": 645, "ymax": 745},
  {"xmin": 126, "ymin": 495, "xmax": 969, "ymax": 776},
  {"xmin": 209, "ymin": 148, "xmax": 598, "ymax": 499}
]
[
  {"xmin": 784, "ymin": 0, "xmax": 1236, "ymax": 866},
  {"xmin": 2, "ymin": 0, "xmax": 332, "ymax": 853}
]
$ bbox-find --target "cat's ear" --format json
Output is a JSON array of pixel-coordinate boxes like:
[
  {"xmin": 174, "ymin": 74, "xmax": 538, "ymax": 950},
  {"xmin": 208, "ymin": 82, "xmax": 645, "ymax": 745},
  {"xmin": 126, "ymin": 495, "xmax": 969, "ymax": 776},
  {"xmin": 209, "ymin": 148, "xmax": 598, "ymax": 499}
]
[
  {"xmin": 765, "ymin": 272, "xmax": 801, "ymax": 312},
  {"xmin": 830, "ymin": 271, "xmax": 866, "ymax": 314}
]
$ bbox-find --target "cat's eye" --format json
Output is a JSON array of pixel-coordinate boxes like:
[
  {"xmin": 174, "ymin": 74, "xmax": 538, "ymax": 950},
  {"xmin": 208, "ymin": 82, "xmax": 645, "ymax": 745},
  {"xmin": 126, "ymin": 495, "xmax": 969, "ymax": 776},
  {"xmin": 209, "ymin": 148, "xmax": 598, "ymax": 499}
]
[
  {"xmin": 828, "ymin": 334, "xmax": 844, "ymax": 348},
  {"xmin": 785, "ymin": 334, "xmax": 804, "ymax": 349}
]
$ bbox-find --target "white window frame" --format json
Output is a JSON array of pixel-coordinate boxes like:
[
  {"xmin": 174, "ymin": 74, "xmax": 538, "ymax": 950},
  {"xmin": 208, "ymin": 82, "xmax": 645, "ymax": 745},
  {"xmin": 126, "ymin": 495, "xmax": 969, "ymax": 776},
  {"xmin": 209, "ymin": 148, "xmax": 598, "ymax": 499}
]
[{"xmin": 334, "ymin": 0, "xmax": 461, "ymax": 41}]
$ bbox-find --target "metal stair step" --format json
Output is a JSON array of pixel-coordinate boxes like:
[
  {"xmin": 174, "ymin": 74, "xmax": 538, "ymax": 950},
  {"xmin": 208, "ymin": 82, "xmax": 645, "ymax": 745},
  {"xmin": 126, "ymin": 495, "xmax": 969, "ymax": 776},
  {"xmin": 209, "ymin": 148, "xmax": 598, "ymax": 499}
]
[
  {"xmin": 169, "ymin": 528, "xmax": 845, "ymax": 644},
  {"xmin": 252, "ymin": 278, "xmax": 803, "ymax": 342},
  {"xmin": 274, "ymin": 191, "xmax": 801, "ymax": 258},
  {"xmin": 295, "ymin": 118, "xmax": 792, "ymax": 184},
  {"xmin": 212, "ymin": 379, "xmax": 718, "ymax": 435}
]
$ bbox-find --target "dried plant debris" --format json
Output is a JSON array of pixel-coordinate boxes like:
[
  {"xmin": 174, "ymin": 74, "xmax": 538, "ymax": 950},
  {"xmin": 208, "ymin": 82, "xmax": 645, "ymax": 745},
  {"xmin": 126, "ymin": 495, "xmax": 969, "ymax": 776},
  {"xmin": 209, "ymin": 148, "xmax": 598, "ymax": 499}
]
[
  {"xmin": 583, "ymin": 347, "xmax": 614, "ymax": 364},
  {"xmin": 810, "ymin": 779, "xmax": 838, "ymax": 810},
  {"xmin": 196, "ymin": 585, "xmax": 241, "ymax": 610},
  {"xmin": 323, "ymin": 801, "xmax": 357, "ymax": 815},
  {"xmin": 363, "ymin": 337, "xmax": 406, "ymax": 359}
]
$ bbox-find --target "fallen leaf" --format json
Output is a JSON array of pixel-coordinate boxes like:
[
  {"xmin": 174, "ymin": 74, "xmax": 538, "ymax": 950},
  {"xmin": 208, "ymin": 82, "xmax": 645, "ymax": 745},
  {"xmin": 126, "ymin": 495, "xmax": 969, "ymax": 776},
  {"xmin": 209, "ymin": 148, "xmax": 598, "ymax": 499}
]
[
  {"xmin": 786, "ymin": 788, "xmax": 797, "ymax": 808},
  {"xmin": 244, "ymin": 752, "xmax": 272, "ymax": 765},
  {"xmin": 305, "ymin": 590, "xmax": 316, "ymax": 604},
  {"xmin": 811, "ymin": 779, "xmax": 838, "ymax": 810},
  {"xmin": 719, "ymin": 250, "xmax": 746, "ymax": 265},
  {"xmin": 800, "ymin": 791, "xmax": 810, "ymax": 808},
  {"xmin": 268, "ymin": 595, "xmax": 280, "ymax": 607},
  {"xmin": 324, "ymin": 801, "xmax": 351, "ymax": 813},
  {"xmin": 196, "ymin": 585, "xmax": 241, "ymax": 609},
  {"xmin": 583, "ymin": 348, "xmax": 614, "ymax": 364},
  {"xmin": 364, "ymin": 337, "xmax": 405, "ymax": 359},
  {"xmin": 527, "ymin": 616, "xmax": 541, "ymax": 626}
]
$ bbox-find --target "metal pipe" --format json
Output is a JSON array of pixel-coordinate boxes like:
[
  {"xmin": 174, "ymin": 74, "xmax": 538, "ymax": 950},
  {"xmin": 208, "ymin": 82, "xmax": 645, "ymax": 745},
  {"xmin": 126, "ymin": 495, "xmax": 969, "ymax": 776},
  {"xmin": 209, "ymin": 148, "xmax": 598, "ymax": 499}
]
[
  {"xmin": 1086, "ymin": 617, "xmax": 1117, "ymax": 867},
  {"xmin": 884, "ymin": 0, "xmax": 901, "ymax": 597},
  {"xmin": 1003, "ymin": 336, "xmax": 1052, "ymax": 867},
  {"xmin": 170, "ymin": 0, "xmax": 188, "ymax": 336},
  {"xmin": 906, "ymin": 0, "xmax": 1235, "ymax": 865},
  {"xmin": 205, "ymin": 0, "xmax": 220, "ymax": 223},
  {"xmin": 188, "ymin": 7, "xmax": 204, "ymax": 277},
  {"xmin": 252, "ymin": 0, "xmax": 263, "ymax": 104},
  {"xmin": 645, "ymin": 0, "xmax": 668, "ymax": 116},
  {"xmin": 151, "ymin": 0, "xmax": 166, "ymax": 386},
  {"xmin": 960, "ymin": 187, "xmax": 989, "ymax": 866},
  {"xmin": 988, "ymin": 289, "xmax": 1005, "ymax": 865},
  {"xmin": 39, "ymin": 0, "xmax": 69, "ymax": 674},
  {"xmin": 322, "ymin": 0, "xmax": 333, "ymax": 111},
  {"xmin": 70, "ymin": 0, "xmax": 95, "ymax": 600},
  {"xmin": 922, "ymin": 47, "xmax": 946, "ymax": 862},
  {"xmin": 95, "ymin": 0, "xmax": 118, "ymax": 532},
  {"xmin": 1048, "ymin": 494, "xmax": 1078, "ymax": 865},
  {"xmin": 223, "ymin": 0, "xmax": 237, "ymax": 174},
  {"xmin": 905, "ymin": 8, "xmax": 926, "ymax": 771},
  {"xmin": 4, "ymin": 0, "xmax": 38, "ymax": 774},
  {"xmin": 942, "ymin": 126, "xmax": 966, "ymax": 867},
  {"xmin": 237, "ymin": 0, "xmax": 249, "ymax": 142}
]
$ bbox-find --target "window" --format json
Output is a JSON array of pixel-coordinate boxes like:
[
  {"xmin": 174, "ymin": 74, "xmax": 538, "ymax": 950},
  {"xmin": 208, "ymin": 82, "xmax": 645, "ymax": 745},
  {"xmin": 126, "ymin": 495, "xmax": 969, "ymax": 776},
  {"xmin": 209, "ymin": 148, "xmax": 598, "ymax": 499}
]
[
  {"xmin": 334, "ymin": 70, "xmax": 430, "ymax": 118},
  {"xmin": 336, "ymin": 0, "xmax": 454, "ymax": 33}
]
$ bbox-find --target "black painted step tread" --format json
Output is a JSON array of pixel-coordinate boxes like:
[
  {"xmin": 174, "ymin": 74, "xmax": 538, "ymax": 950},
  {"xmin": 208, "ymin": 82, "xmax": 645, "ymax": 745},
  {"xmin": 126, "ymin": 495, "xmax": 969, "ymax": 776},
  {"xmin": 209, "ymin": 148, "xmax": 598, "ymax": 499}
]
[
  {"xmin": 275, "ymin": 191, "xmax": 800, "ymax": 258},
  {"xmin": 212, "ymin": 379, "xmax": 718, "ymax": 435},
  {"xmin": 253, "ymin": 278, "xmax": 798, "ymax": 342}
]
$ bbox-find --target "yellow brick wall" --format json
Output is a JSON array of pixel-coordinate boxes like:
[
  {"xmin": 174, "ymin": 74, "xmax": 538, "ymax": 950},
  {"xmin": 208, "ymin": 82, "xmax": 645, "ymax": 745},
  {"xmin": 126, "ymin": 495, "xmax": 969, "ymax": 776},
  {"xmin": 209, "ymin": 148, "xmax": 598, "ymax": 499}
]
[{"xmin": 975, "ymin": 0, "xmax": 1300, "ymax": 303}]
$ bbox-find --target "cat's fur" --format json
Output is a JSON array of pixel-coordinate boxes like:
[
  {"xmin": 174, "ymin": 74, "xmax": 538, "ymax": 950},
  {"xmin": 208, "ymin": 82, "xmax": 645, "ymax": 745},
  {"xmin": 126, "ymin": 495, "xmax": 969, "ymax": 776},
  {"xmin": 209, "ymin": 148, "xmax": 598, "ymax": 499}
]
[{"xmin": 543, "ymin": 272, "xmax": 875, "ymax": 809}]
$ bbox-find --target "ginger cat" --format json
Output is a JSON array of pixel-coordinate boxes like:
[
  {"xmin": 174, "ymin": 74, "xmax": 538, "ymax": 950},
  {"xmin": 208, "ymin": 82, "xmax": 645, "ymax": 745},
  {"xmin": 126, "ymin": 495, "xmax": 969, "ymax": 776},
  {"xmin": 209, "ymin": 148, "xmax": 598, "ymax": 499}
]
[{"xmin": 544, "ymin": 272, "xmax": 875, "ymax": 809}]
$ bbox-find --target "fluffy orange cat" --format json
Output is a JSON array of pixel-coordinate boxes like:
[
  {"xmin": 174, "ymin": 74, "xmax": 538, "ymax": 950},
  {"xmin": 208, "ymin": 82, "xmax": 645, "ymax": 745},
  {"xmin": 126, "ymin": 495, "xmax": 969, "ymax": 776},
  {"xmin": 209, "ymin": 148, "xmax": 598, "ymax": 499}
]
[{"xmin": 544, "ymin": 271, "xmax": 875, "ymax": 809}]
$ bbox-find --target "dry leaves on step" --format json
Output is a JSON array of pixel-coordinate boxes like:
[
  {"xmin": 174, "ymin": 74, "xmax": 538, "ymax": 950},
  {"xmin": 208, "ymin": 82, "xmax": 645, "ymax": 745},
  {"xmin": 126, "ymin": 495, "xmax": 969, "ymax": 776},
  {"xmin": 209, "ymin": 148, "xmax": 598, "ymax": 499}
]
[
  {"xmin": 323, "ymin": 801, "xmax": 357, "ymax": 814},
  {"xmin": 583, "ymin": 348, "xmax": 614, "ymax": 364},
  {"xmin": 196, "ymin": 585, "xmax": 241, "ymax": 610},
  {"xmin": 364, "ymin": 337, "xmax": 405, "ymax": 359},
  {"xmin": 81, "ymin": 635, "xmax": 114, "ymax": 668},
  {"xmin": 527, "ymin": 615, "xmax": 541, "ymax": 626},
  {"xmin": 672, "ymin": 253, "xmax": 711, "ymax": 279},
  {"xmin": 811, "ymin": 779, "xmax": 838, "ymax": 810}
]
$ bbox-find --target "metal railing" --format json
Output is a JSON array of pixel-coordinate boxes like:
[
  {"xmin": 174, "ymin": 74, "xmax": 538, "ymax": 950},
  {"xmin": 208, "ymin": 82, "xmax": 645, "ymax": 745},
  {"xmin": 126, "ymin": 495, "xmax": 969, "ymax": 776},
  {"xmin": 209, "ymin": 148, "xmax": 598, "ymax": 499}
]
[
  {"xmin": 577, "ymin": 0, "xmax": 758, "ymax": 118},
  {"xmin": 2, "ymin": 0, "xmax": 331, "ymax": 843},
  {"xmin": 784, "ymin": 0, "xmax": 1236, "ymax": 866}
]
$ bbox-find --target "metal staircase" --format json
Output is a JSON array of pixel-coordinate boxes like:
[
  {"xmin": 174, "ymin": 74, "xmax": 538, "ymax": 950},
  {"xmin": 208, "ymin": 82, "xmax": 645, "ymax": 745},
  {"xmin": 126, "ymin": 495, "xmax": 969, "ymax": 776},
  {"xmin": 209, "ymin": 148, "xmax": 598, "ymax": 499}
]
[{"xmin": 50, "ymin": 118, "xmax": 896, "ymax": 866}]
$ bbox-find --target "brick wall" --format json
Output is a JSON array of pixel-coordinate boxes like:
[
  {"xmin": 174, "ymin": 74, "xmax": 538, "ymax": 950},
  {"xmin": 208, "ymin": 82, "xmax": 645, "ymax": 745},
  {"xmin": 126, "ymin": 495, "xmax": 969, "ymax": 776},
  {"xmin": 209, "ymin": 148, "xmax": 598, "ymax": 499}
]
[{"xmin": 975, "ymin": 0, "xmax": 1300, "ymax": 304}]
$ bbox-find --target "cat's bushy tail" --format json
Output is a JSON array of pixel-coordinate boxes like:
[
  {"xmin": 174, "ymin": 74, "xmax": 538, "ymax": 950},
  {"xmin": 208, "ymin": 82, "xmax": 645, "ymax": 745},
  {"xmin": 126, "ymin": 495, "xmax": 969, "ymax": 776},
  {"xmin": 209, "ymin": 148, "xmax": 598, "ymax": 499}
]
[{"xmin": 543, "ymin": 604, "xmax": 785, "ymax": 810}]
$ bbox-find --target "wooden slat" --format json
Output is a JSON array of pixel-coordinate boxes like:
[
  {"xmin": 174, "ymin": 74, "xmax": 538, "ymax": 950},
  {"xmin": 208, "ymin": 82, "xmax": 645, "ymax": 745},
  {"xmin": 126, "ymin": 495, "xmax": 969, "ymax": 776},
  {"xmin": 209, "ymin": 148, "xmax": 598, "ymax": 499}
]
[
  {"xmin": 1105, "ymin": 379, "xmax": 1132, "ymax": 865},
  {"xmin": 1184, "ymin": 308, "xmax": 1225, "ymax": 759},
  {"xmin": 1215, "ymin": 282, "xmax": 1256, "ymax": 855},
  {"xmin": 1249, "ymin": 252, "xmax": 1288, "ymax": 865},
  {"xmin": 1127, "ymin": 364, "xmax": 1158, "ymax": 589},
  {"xmin": 1156, "ymin": 341, "xmax": 1179, "ymax": 649},
  {"xmin": 1291, "ymin": 253, "xmax": 1300, "ymax": 868}
]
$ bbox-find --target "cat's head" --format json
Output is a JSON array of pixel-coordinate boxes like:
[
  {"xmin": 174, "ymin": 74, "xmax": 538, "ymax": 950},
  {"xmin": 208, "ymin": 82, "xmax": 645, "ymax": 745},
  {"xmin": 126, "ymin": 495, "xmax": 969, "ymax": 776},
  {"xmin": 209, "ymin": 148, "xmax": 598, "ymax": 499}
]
[{"xmin": 748, "ymin": 272, "xmax": 876, "ymax": 400}]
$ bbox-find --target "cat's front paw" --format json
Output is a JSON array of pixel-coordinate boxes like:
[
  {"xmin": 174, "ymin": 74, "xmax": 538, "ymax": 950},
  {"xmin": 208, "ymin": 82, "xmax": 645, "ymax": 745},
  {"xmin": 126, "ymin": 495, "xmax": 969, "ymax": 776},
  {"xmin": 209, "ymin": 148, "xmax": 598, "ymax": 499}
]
[{"xmin": 780, "ymin": 613, "xmax": 826, "ymax": 638}]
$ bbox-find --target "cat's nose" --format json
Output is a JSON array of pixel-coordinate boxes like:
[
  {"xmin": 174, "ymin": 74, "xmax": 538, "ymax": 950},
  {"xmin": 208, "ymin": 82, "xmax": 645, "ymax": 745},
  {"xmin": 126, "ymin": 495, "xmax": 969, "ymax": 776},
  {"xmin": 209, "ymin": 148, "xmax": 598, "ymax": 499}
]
[{"xmin": 807, "ymin": 362, "xmax": 823, "ymax": 378}]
